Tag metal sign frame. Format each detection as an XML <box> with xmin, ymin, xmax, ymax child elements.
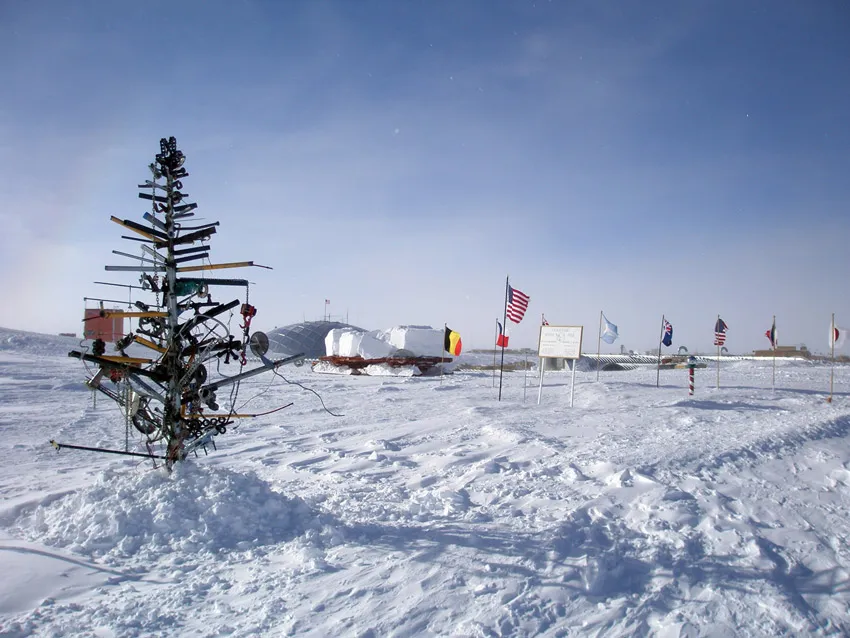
<box><xmin>536</xmin><ymin>324</ymin><xmax>584</xmax><ymax>407</ymax></box>
<box><xmin>538</xmin><ymin>325</ymin><xmax>583</xmax><ymax>360</ymax></box>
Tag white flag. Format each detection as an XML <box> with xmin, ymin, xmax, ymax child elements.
<box><xmin>601</xmin><ymin>313</ymin><xmax>618</xmax><ymax>344</ymax></box>
<box><xmin>830</xmin><ymin>322</ymin><xmax>847</xmax><ymax>350</ymax></box>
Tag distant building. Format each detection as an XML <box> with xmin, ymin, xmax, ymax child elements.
<box><xmin>83</xmin><ymin>309</ymin><xmax>124</xmax><ymax>343</ymax></box>
<box><xmin>752</xmin><ymin>345</ymin><xmax>810</xmax><ymax>358</ymax></box>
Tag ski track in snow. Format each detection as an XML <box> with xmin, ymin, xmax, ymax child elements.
<box><xmin>1</xmin><ymin>328</ymin><xmax>850</xmax><ymax>636</ymax></box>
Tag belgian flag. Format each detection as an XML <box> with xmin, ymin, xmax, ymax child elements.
<box><xmin>444</xmin><ymin>327</ymin><xmax>462</xmax><ymax>356</ymax></box>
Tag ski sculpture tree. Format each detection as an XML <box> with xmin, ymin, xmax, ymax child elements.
<box><xmin>58</xmin><ymin>137</ymin><xmax>303</xmax><ymax>468</ymax></box>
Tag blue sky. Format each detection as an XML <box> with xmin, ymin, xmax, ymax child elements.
<box><xmin>1</xmin><ymin>1</ymin><xmax>848</xmax><ymax>353</ymax></box>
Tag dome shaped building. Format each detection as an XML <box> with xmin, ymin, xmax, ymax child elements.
<box><xmin>266</xmin><ymin>321</ymin><xmax>364</xmax><ymax>359</ymax></box>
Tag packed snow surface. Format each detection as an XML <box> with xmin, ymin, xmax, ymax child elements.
<box><xmin>1</xmin><ymin>326</ymin><xmax>850</xmax><ymax>636</ymax></box>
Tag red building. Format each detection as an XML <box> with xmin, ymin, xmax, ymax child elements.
<box><xmin>83</xmin><ymin>309</ymin><xmax>124</xmax><ymax>343</ymax></box>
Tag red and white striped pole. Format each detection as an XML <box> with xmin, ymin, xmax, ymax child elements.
<box><xmin>688</xmin><ymin>366</ymin><xmax>695</xmax><ymax>396</ymax></box>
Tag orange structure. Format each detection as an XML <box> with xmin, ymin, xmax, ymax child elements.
<box><xmin>83</xmin><ymin>308</ymin><xmax>124</xmax><ymax>343</ymax></box>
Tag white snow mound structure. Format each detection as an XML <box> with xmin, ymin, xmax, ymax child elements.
<box><xmin>267</xmin><ymin>321</ymin><xmax>364</xmax><ymax>359</ymax></box>
<box><xmin>317</xmin><ymin>325</ymin><xmax>455</xmax><ymax>376</ymax></box>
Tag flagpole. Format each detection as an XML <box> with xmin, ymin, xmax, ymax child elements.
<box><xmin>596</xmin><ymin>310</ymin><xmax>603</xmax><ymax>381</ymax></box>
<box><xmin>523</xmin><ymin>352</ymin><xmax>528</xmax><ymax>402</ymax></box>
<box><xmin>492</xmin><ymin>318</ymin><xmax>498</xmax><ymax>388</ymax></box>
<box><xmin>498</xmin><ymin>275</ymin><xmax>509</xmax><ymax>401</ymax></box>
<box><xmin>656</xmin><ymin>314</ymin><xmax>665</xmax><ymax>388</ymax></box>
<box><xmin>771</xmin><ymin>315</ymin><xmax>776</xmax><ymax>393</ymax></box>
<box><xmin>716</xmin><ymin>314</ymin><xmax>721</xmax><ymax>389</ymax></box>
<box><xmin>440</xmin><ymin>323</ymin><xmax>446</xmax><ymax>386</ymax></box>
<box><xmin>829</xmin><ymin>312</ymin><xmax>835</xmax><ymax>403</ymax></box>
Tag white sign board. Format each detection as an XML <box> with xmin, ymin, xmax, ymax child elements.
<box><xmin>538</xmin><ymin>325</ymin><xmax>583</xmax><ymax>360</ymax></box>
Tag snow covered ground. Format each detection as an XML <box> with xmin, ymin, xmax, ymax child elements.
<box><xmin>1</xmin><ymin>326</ymin><xmax>850</xmax><ymax>637</ymax></box>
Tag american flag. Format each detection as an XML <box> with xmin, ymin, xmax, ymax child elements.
<box><xmin>506</xmin><ymin>286</ymin><xmax>530</xmax><ymax>324</ymax></box>
<box><xmin>714</xmin><ymin>317</ymin><xmax>728</xmax><ymax>346</ymax></box>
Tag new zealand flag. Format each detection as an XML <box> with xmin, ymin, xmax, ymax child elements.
<box><xmin>661</xmin><ymin>320</ymin><xmax>673</xmax><ymax>347</ymax></box>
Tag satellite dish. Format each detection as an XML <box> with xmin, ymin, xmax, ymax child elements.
<box><xmin>249</xmin><ymin>331</ymin><xmax>270</xmax><ymax>357</ymax></box>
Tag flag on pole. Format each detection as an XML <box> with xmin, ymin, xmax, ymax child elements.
<box><xmin>444</xmin><ymin>327</ymin><xmax>462</xmax><ymax>356</ymax></box>
<box><xmin>496</xmin><ymin>321</ymin><xmax>509</xmax><ymax>348</ymax></box>
<box><xmin>714</xmin><ymin>317</ymin><xmax>728</xmax><ymax>346</ymax></box>
<box><xmin>765</xmin><ymin>320</ymin><xmax>777</xmax><ymax>349</ymax></box>
<box><xmin>541</xmin><ymin>314</ymin><xmax>549</xmax><ymax>326</ymax></box>
<box><xmin>830</xmin><ymin>323</ymin><xmax>847</xmax><ymax>349</ymax></box>
<box><xmin>601</xmin><ymin>313</ymin><xmax>618</xmax><ymax>344</ymax></box>
<box><xmin>506</xmin><ymin>286</ymin><xmax>530</xmax><ymax>324</ymax></box>
<box><xmin>661</xmin><ymin>320</ymin><xmax>673</xmax><ymax>347</ymax></box>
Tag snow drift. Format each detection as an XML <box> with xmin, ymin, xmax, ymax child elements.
<box><xmin>14</xmin><ymin>464</ymin><xmax>320</xmax><ymax>564</ymax></box>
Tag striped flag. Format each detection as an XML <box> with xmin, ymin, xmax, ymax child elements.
<box><xmin>506</xmin><ymin>286</ymin><xmax>530</xmax><ymax>324</ymax></box>
<box><xmin>714</xmin><ymin>317</ymin><xmax>728</xmax><ymax>346</ymax></box>
<box><xmin>444</xmin><ymin>327</ymin><xmax>462</xmax><ymax>356</ymax></box>
<box><xmin>496</xmin><ymin>320</ymin><xmax>509</xmax><ymax>347</ymax></box>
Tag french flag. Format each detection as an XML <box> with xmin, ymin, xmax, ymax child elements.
<box><xmin>496</xmin><ymin>321</ymin><xmax>509</xmax><ymax>348</ymax></box>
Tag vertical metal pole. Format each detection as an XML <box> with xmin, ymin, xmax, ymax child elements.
<box><xmin>596</xmin><ymin>310</ymin><xmax>602</xmax><ymax>381</ymax></box>
<box><xmin>537</xmin><ymin>358</ymin><xmax>545</xmax><ymax>405</ymax></box>
<box><xmin>829</xmin><ymin>312</ymin><xmax>835</xmax><ymax>403</ymax></box>
<box><xmin>656</xmin><ymin>315</ymin><xmax>665</xmax><ymax>388</ymax></box>
<box><xmin>498</xmin><ymin>276</ymin><xmax>509</xmax><ymax>401</ymax></box>
<box><xmin>570</xmin><ymin>357</ymin><xmax>577</xmax><ymax>407</ymax></box>
<box><xmin>523</xmin><ymin>354</ymin><xmax>528</xmax><ymax>402</ymax></box>
<box><xmin>716</xmin><ymin>314</ymin><xmax>721</xmax><ymax>389</ymax></box>
<box><xmin>440</xmin><ymin>323</ymin><xmax>445</xmax><ymax>386</ymax></box>
<box><xmin>492</xmin><ymin>318</ymin><xmax>498</xmax><ymax>388</ymax></box>
<box><xmin>163</xmin><ymin>157</ymin><xmax>183</xmax><ymax>468</ymax></box>
<box><xmin>124</xmin><ymin>377</ymin><xmax>130</xmax><ymax>451</ymax></box>
<box><xmin>771</xmin><ymin>315</ymin><xmax>776</xmax><ymax>393</ymax></box>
